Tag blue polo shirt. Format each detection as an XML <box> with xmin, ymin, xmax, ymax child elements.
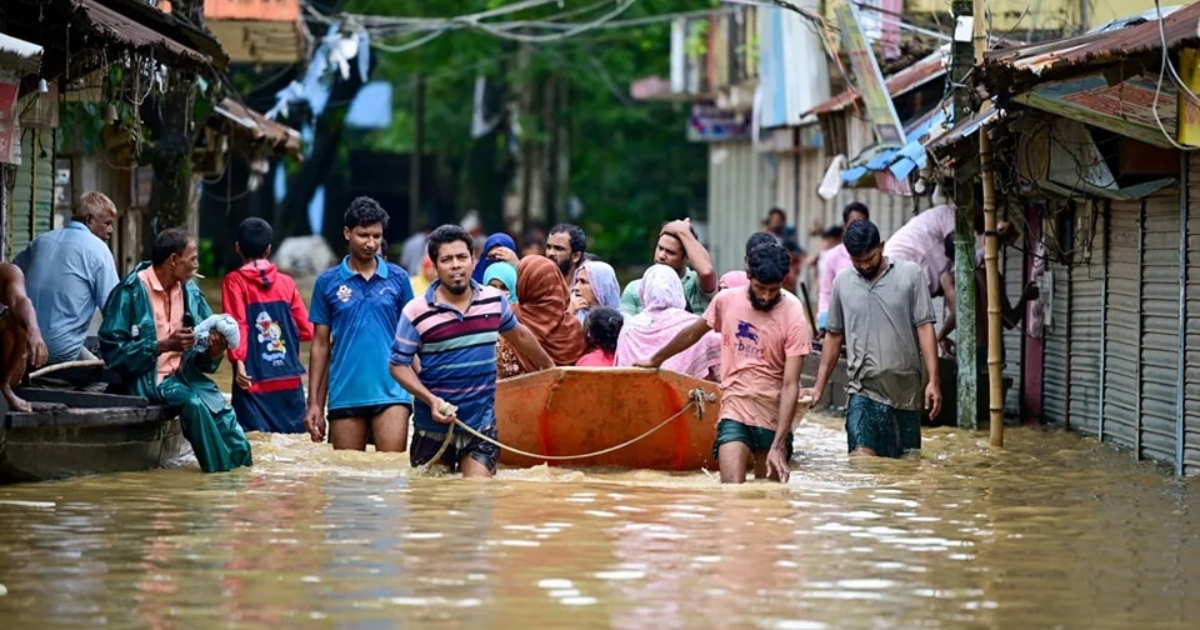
<box><xmin>310</xmin><ymin>256</ymin><xmax>414</xmax><ymax>411</ymax></box>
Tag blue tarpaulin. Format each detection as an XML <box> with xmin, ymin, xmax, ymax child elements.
<box><xmin>841</xmin><ymin>109</ymin><xmax>947</xmax><ymax>183</ymax></box>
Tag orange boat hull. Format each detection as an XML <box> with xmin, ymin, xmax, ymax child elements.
<box><xmin>495</xmin><ymin>368</ymin><xmax>720</xmax><ymax>471</ymax></box>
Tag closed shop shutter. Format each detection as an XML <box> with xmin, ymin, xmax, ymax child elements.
<box><xmin>8</xmin><ymin>128</ymin><xmax>54</xmax><ymax>256</ymax></box>
<box><xmin>1102</xmin><ymin>201</ymin><xmax>1140</xmax><ymax>452</ymax></box>
<box><xmin>1002</xmin><ymin>241</ymin><xmax>1024</xmax><ymax>418</ymax></box>
<box><xmin>1044</xmin><ymin>256</ymin><xmax>1070</xmax><ymax>425</ymax></box>
<box><xmin>1069</xmin><ymin>202</ymin><xmax>1104</xmax><ymax>435</ymax></box>
<box><xmin>1139</xmin><ymin>193</ymin><xmax>1181</xmax><ymax>465</ymax></box>
<box><xmin>1185</xmin><ymin>154</ymin><xmax>1200</xmax><ymax>474</ymax></box>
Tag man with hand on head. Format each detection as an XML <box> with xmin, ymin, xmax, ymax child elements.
<box><xmin>621</xmin><ymin>219</ymin><xmax>717</xmax><ymax>316</ymax></box>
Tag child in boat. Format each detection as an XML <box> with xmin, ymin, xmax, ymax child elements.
<box><xmin>576</xmin><ymin>307</ymin><xmax>623</xmax><ymax>367</ymax></box>
<box><xmin>222</xmin><ymin>218</ymin><xmax>314</xmax><ymax>434</ymax></box>
<box><xmin>635</xmin><ymin>241</ymin><xmax>811</xmax><ymax>484</ymax></box>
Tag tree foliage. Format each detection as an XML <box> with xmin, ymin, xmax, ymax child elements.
<box><xmin>339</xmin><ymin>0</ymin><xmax>708</xmax><ymax>265</ymax></box>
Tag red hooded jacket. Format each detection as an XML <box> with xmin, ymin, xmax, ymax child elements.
<box><xmin>222</xmin><ymin>260</ymin><xmax>314</xmax><ymax>393</ymax></box>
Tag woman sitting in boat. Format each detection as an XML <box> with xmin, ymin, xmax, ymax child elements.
<box><xmin>482</xmin><ymin>261</ymin><xmax>518</xmax><ymax>304</ymax></box>
<box><xmin>576</xmin><ymin>307</ymin><xmax>623</xmax><ymax>367</ymax></box>
<box><xmin>568</xmin><ymin>260</ymin><xmax>621</xmax><ymax>324</ymax></box>
<box><xmin>718</xmin><ymin>270</ymin><xmax>751</xmax><ymax>291</ymax></box>
<box><xmin>613</xmin><ymin>264</ymin><xmax>721</xmax><ymax>381</ymax></box>
<box><xmin>497</xmin><ymin>256</ymin><xmax>586</xmax><ymax>379</ymax></box>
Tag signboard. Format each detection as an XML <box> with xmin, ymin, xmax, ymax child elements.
<box><xmin>834</xmin><ymin>3</ymin><xmax>906</xmax><ymax>147</ymax></box>
<box><xmin>687</xmin><ymin>102</ymin><xmax>751</xmax><ymax>142</ymax></box>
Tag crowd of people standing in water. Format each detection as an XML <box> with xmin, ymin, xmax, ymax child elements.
<box><xmin>2</xmin><ymin>191</ymin><xmax>1015</xmax><ymax>484</ymax></box>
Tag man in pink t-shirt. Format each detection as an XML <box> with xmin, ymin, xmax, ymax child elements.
<box><xmin>818</xmin><ymin>202</ymin><xmax>870</xmax><ymax>331</ymax></box>
<box><xmin>636</xmin><ymin>241</ymin><xmax>811</xmax><ymax>484</ymax></box>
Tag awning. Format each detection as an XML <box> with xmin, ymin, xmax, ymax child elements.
<box><xmin>0</xmin><ymin>33</ymin><xmax>43</xmax><ymax>75</ymax></box>
<box><xmin>212</xmin><ymin>97</ymin><xmax>301</xmax><ymax>156</ymax></box>
<box><xmin>1012</xmin><ymin>73</ymin><xmax>1179</xmax><ymax>149</ymax></box>
<box><xmin>75</xmin><ymin>0</ymin><xmax>228</xmax><ymax>70</ymax></box>
<box><xmin>841</xmin><ymin>108</ymin><xmax>947</xmax><ymax>183</ymax></box>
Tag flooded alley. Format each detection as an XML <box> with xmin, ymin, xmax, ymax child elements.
<box><xmin>2</xmin><ymin>414</ymin><xmax>1197</xmax><ymax>629</ymax></box>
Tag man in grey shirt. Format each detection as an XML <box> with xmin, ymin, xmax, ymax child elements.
<box><xmin>15</xmin><ymin>191</ymin><xmax>120</xmax><ymax>365</ymax></box>
<box><xmin>800</xmin><ymin>220</ymin><xmax>942</xmax><ymax>458</ymax></box>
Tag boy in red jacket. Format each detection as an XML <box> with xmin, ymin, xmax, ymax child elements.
<box><xmin>222</xmin><ymin>218</ymin><xmax>315</xmax><ymax>433</ymax></box>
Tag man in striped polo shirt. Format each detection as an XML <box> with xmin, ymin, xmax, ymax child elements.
<box><xmin>390</xmin><ymin>224</ymin><xmax>553</xmax><ymax>477</ymax></box>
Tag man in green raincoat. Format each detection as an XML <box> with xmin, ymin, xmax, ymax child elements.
<box><xmin>100</xmin><ymin>228</ymin><xmax>252</xmax><ymax>473</ymax></box>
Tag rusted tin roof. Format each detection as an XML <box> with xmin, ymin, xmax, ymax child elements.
<box><xmin>984</xmin><ymin>3</ymin><xmax>1200</xmax><ymax>81</ymax></box>
<box><xmin>807</xmin><ymin>52</ymin><xmax>945</xmax><ymax>116</ymax></box>
<box><xmin>213</xmin><ymin>98</ymin><xmax>302</xmax><ymax>156</ymax></box>
<box><xmin>74</xmin><ymin>0</ymin><xmax>228</xmax><ymax>70</ymax></box>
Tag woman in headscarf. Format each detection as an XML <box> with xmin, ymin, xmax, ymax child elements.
<box><xmin>569</xmin><ymin>260</ymin><xmax>622</xmax><ymax>324</ymax></box>
<box><xmin>471</xmin><ymin>232</ymin><xmax>519</xmax><ymax>284</ymax></box>
<box><xmin>496</xmin><ymin>256</ymin><xmax>586</xmax><ymax>379</ymax></box>
<box><xmin>615</xmin><ymin>264</ymin><xmax>721</xmax><ymax>381</ymax></box>
<box><xmin>482</xmin><ymin>261</ymin><xmax>518</xmax><ymax>304</ymax></box>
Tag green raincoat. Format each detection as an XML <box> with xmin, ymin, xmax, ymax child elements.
<box><xmin>99</xmin><ymin>262</ymin><xmax>252</xmax><ymax>473</ymax></box>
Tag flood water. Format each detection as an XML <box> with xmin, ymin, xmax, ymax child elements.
<box><xmin>1</xmin><ymin>413</ymin><xmax>1198</xmax><ymax>629</ymax></box>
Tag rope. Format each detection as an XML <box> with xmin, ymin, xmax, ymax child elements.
<box><xmin>417</xmin><ymin>388</ymin><xmax>710</xmax><ymax>469</ymax></box>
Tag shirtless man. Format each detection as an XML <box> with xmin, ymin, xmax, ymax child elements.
<box><xmin>0</xmin><ymin>263</ymin><xmax>50</xmax><ymax>412</ymax></box>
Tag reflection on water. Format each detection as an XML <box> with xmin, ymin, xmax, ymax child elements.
<box><xmin>2</xmin><ymin>414</ymin><xmax>1199</xmax><ymax>629</ymax></box>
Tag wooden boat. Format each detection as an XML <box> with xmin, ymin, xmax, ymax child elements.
<box><xmin>0</xmin><ymin>388</ymin><xmax>183</xmax><ymax>483</ymax></box>
<box><xmin>495</xmin><ymin>367</ymin><xmax>720</xmax><ymax>471</ymax></box>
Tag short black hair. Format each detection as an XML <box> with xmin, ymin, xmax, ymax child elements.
<box><xmin>152</xmin><ymin>228</ymin><xmax>193</xmax><ymax>266</ymax></box>
<box><xmin>344</xmin><ymin>196</ymin><xmax>389</xmax><ymax>230</ymax></box>
<box><xmin>661</xmin><ymin>220</ymin><xmax>699</xmax><ymax>240</ymax></box>
<box><xmin>768</xmin><ymin>207</ymin><xmax>787</xmax><ymax>221</ymax></box>
<box><xmin>843</xmin><ymin>201</ymin><xmax>870</xmax><ymax>224</ymax></box>
<box><xmin>745</xmin><ymin>231</ymin><xmax>776</xmax><ymax>257</ymax></box>
<box><xmin>823</xmin><ymin>225</ymin><xmax>844</xmax><ymax>239</ymax></box>
<box><xmin>584</xmin><ymin>307</ymin><xmax>624</xmax><ymax>355</ymax></box>
<box><xmin>236</xmin><ymin>218</ymin><xmax>273</xmax><ymax>259</ymax></box>
<box><xmin>427</xmin><ymin>224</ymin><xmax>474</xmax><ymax>261</ymax></box>
<box><xmin>746</xmin><ymin>243</ymin><xmax>790</xmax><ymax>284</ymax></box>
<box><xmin>843</xmin><ymin>220</ymin><xmax>882</xmax><ymax>257</ymax></box>
<box><xmin>549</xmin><ymin>223</ymin><xmax>587</xmax><ymax>254</ymax></box>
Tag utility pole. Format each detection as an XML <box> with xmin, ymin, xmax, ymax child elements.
<box><xmin>410</xmin><ymin>73</ymin><xmax>424</xmax><ymax>235</ymax></box>
<box><xmin>975</xmin><ymin>0</ymin><xmax>1003</xmax><ymax>446</ymax></box>
<box><xmin>950</xmin><ymin>0</ymin><xmax>977</xmax><ymax>430</ymax></box>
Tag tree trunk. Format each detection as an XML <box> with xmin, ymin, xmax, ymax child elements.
<box><xmin>144</xmin><ymin>0</ymin><xmax>205</xmax><ymax>252</ymax></box>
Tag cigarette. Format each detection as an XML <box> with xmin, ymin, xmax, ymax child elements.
<box><xmin>193</xmin><ymin>273</ymin><xmax>206</xmax><ymax>279</ymax></box>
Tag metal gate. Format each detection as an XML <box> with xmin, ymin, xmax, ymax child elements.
<box><xmin>1101</xmin><ymin>200</ymin><xmax>1140</xmax><ymax>452</ymax></box>
<box><xmin>1044</xmin><ymin>255</ymin><xmax>1070</xmax><ymax>425</ymax></box>
<box><xmin>1139</xmin><ymin>193</ymin><xmax>1182</xmax><ymax>464</ymax></box>
<box><xmin>1068</xmin><ymin>201</ymin><xmax>1104</xmax><ymax>436</ymax></box>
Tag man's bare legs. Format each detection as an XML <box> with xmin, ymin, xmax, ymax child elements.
<box><xmin>0</xmin><ymin>314</ymin><xmax>29</xmax><ymax>412</ymax></box>
<box><xmin>329</xmin><ymin>405</ymin><xmax>411</xmax><ymax>451</ymax></box>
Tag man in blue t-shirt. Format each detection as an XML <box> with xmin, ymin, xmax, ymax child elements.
<box><xmin>305</xmin><ymin>197</ymin><xmax>415</xmax><ymax>451</ymax></box>
<box><xmin>391</xmin><ymin>225</ymin><xmax>552</xmax><ymax>477</ymax></box>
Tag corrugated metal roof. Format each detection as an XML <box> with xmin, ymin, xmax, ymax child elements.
<box><xmin>807</xmin><ymin>52</ymin><xmax>945</xmax><ymax>116</ymax></box>
<box><xmin>0</xmin><ymin>33</ymin><xmax>42</xmax><ymax>59</ymax></box>
<box><xmin>213</xmin><ymin>98</ymin><xmax>302</xmax><ymax>156</ymax></box>
<box><xmin>984</xmin><ymin>3</ymin><xmax>1200</xmax><ymax>80</ymax></box>
<box><xmin>75</xmin><ymin>0</ymin><xmax>211</xmax><ymax>66</ymax></box>
<box><xmin>841</xmin><ymin>107</ymin><xmax>945</xmax><ymax>182</ymax></box>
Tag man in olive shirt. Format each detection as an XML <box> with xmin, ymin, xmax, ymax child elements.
<box><xmin>800</xmin><ymin>220</ymin><xmax>942</xmax><ymax>458</ymax></box>
<box><xmin>621</xmin><ymin>219</ymin><xmax>717</xmax><ymax>315</ymax></box>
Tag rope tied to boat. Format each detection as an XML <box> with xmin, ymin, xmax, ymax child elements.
<box><xmin>418</xmin><ymin>387</ymin><xmax>715</xmax><ymax>470</ymax></box>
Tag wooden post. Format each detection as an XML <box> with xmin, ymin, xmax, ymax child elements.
<box><xmin>951</xmin><ymin>0</ymin><xmax>978</xmax><ymax>430</ymax></box>
<box><xmin>974</xmin><ymin>0</ymin><xmax>1003</xmax><ymax>446</ymax></box>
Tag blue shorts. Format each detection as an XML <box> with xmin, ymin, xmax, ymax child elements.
<box><xmin>844</xmin><ymin>394</ymin><xmax>921</xmax><ymax>458</ymax></box>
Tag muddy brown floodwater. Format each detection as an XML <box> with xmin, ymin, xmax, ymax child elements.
<box><xmin>1</xmin><ymin>413</ymin><xmax>1198</xmax><ymax>629</ymax></box>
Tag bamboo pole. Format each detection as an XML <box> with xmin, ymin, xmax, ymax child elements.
<box><xmin>974</xmin><ymin>0</ymin><xmax>1004</xmax><ymax>447</ymax></box>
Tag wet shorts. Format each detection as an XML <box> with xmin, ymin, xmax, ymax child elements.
<box><xmin>844</xmin><ymin>394</ymin><xmax>921</xmax><ymax>458</ymax></box>
<box><xmin>327</xmin><ymin>402</ymin><xmax>412</xmax><ymax>421</ymax></box>
<box><xmin>410</xmin><ymin>425</ymin><xmax>500</xmax><ymax>473</ymax></box>
<box><xmin>711</xmin><ymin>419</ymin><xmax>794</xmax><ymax>461</ymax></box>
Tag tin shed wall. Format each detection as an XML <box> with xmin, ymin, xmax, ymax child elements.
<box><xmin>1186</xmin><ymin>153</ymin><xmax>1200</xmax><ymax>474</ymax></box>
<box><xmin>1044</xmin><ymin>255</ymin><xmax>1070</xmax><ymax>425</ymax></box>
<box><xmin>708</xmin><ymin>141</ymin><xmax>778</xmax><ymax>276</ymax></box>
